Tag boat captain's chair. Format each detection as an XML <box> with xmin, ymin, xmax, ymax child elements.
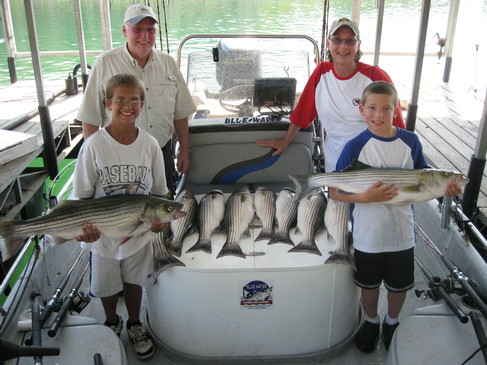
<box><xmin>181</xmin><ymin>118</ymin><xmax>314</xmax><ymax>195</ymax></box>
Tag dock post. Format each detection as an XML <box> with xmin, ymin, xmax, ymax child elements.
<box><xmin>406</xmin><ymin>0</ymin><xmax>431</xmax><ymax>132</ymax></box>
<box><xmin>442</xmin><ymin>0</ymin><xmax>460</xmax><ymax>83</ymax></box>
<box><xmin>462</xmin><ymin>91</ymin><xmax>487</xmax><ymax>218</ymax></box>
<box><xmin>24</xmin><ymin>0</ymin><xmax>58</xmax><ymax>180</ymax></box>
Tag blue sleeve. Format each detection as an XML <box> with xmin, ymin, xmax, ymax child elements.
<box><xmin>335</xmin><ymin>132</ymin><xmax>370</xmax><ymax>172</ymax></box>
<box><xmin>399</xmin><ymin>130</ymin><xmax>429</xmax><ymax>169</ymax></box>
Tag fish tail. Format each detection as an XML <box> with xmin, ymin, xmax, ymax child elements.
<box><xmin>216</xmin><ymin>241</ymin><xmax>246</xmax><ymax>259</ymax></box>
<box><xmin>166</xmin><ymin>239</ymin><xmax>183</xmax><ymax>257</ymax></box>
<box><xmin>288</xmin><ymin>240</ymin><xmax>322</xmax><ymax>256</ymax></box>
<box><xmin>254</xmin><ymin>228</ymin><xmax>274</xmax><ymax>242</ymax></box>
<box><xmin>268</xmin><ymin>232</ymin><xmax>294</xmax><ymax>246</ymax></box>
<box><xmin>289</xmin><ymin>175</ymin><xmax>312</xmax><ymax>202</ymax></box>
<box><xmin>185</xmin><ymin>238</ymin><xmax>212</xmax><ymax>254</ymax></box>
<box><xmin>153</xmin><ymin>251</ymin><xmax>186</xmax><ymax>276</ymax></box>
<box><xmin>0</xmin><ymin>221</ymin><xmax>25</xmax><ymax>262</ymax></box>
<box><xmin>325</xmin><ymin>250</ymin><xmax>356</xmax><ymax>271</ymax></box>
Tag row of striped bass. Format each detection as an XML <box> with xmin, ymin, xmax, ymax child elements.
<box><xmin>0</xmin><ymin>195</ymin><xmax>185</xmax><ymax>262</ymax></box>
<box><xmin>290</xmin><ymin>159</ymin><xmax>469</xmax><ymax>204</ymax></box>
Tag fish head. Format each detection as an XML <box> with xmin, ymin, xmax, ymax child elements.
<box><xmin>421</xmin><ymin>169</ymin><xmax>469</xmax><ymax>194</ymax></box>
<box><xmin>148</xmin><ymin>198</ymin><xmax>186</xmax><ymax>223</ymax></box>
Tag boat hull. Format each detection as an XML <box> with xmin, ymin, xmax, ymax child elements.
<box><xmin>146</xmin><ymin>227</ymin><xmax>361</xmax><ymax>361</ymax></box>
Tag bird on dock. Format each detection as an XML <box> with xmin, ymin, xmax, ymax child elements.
<box><xmin>436</xmin><ymin>32</ymin><xmax>446</xmax><ymax>59</ymax></box>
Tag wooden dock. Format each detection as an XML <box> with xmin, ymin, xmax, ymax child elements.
<box><xmin>374</xmin><ymin>55</ymin><xmax>486</xmax><ymax>225</ymax></box>
<box><xmin>0</xmin><ymin>80</ymin><xmax>83</xmax><ymax>220</ymax></box>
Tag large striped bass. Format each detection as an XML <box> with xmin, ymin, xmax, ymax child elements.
<box><xmin>0</xmin><ymin>194</ymin><xmax>185</xmax><ymax>261</ymax></box>
<box><xmin>290</xmin><ymin>160</ymin><xmax>469</xmax><ymax>204</ymax></box>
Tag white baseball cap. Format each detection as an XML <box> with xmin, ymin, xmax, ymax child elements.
<box><xmin>124</xmin><ymin>4</ymin><xmax>158</xmax><ymax>25</ymax></box>
<box><xmin>329</xmin><ymin>17</ymin><xmax>360</xmax><ymax>38</ymax></box>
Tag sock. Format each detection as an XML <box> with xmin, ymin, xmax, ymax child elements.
<box><xmin>105</xmin><ymin>316</ymin><xmax>120</xmax><ymax>326</ymax></box>
<box><xmin>365</xmin><ymin>315</ymin><xmax>380</xmax><ymax>324</ymax></box>
<box><xmin>385</xmin><ymin>314</ymin><xmax>398</xmax><ymax>325</ymax></box>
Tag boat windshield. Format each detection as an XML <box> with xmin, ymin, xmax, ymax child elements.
<box><xmin>178</xmin><ymin>35</ymin><xmax>319</xmax><ymax>118</ymax></box>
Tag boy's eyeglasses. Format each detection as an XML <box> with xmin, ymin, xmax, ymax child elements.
<box><xmin>110</xmin><ymin>99</ymin><xmax>142</xmax><ymax>106</ymax></box>
<box><xmin>329</xmin><ymin>37</ymin><xmax>359</xmax><ymax>46</ymax></box>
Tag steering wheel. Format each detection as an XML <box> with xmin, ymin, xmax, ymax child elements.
<box><xmin>219</xmin><ymin>84</ymin><xmax>254</xmax><ymax>114</ymax></box>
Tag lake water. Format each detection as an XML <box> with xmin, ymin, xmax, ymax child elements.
<box><xmin>0</xmin><ymin>0</ymin><xmax>486</xmax><ymax>96</ymax></box>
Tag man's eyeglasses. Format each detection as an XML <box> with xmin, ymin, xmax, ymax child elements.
<box><xmin>329</xmin><ymin>37</ymin><xmax>359</xmax><ymax>46</ymax></box>
<box><xmin>110</xmin><ymin>98</ymin><xmax>142</xmax><ymax>106</ymax></box>
<box><xmin>127</xmin><ymin>24</ymin><xmax>157</xmax><ymax>35</ymax></box>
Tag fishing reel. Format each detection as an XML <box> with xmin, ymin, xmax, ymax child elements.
<box><xmin>69</xmin><ymin>290</ymin><xmax>91</xmax><ymax>313</ymax></box>
<box><xmin>415</xmin><ymin>274</ymin><xmax>464</xmax><ymax>302</ymax></box>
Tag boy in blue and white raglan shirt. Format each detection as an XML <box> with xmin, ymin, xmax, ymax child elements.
<box><xmin>329</xmin><ymin>81</ymin><xmax>463</xmax><ymax>353</ymax></box>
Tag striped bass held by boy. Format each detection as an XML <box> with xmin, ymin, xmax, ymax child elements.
<box><xmin>290</xmin><ymin>160</ymin><xmax>469</xmax><ymax>204</ymax></box>
<box><xmin>0</xmin><ymin>194</ymin><xmax>185</xmax><ymax>262</ymax></box>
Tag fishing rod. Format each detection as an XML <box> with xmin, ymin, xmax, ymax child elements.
<box><xmin>414</xmin><ymin>256</ymin><xmax>468</xmax><ymax>324</ymax></box>
<box><xmin>24</xmin><ymin>250</ymin><xmax>85</xmax><ymax>346</ymax></box>
<box><xmin>47</xmin><ymin>263</ymin><xmax>89</xmax><ymax>338</ymax></box>
<box><xmin>0</xmin><ymin>339</ymin><xmax>59</xmax><ymax>362</ymax></box>
<box><xmin>416</xmin><ymin>224</ymin><xmax>487</xmax><ymax>319</ymax></box>
<box><xmin>31</xmin><ymin>301</ymin><xmax>43</xmax><ymax>364</ymax></box>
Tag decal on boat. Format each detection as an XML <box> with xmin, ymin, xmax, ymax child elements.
<box><xmin>210</xmin><ymin>150</ymin><xmax>280</xmax><ymax>184</ymax></box>
<box><xmin>224</xmin><ymin>116</ymin><xmax>275</xmax><ymax>124</ymax></box>
<box><xmin>241</xmin><ymin>280</ymin><xmax>273</xmax><ymax>309</ymax></box>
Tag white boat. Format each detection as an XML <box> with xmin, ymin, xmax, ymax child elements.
<box><xmin>2</xmin><ymin>9</ymin><xmax>487</xmax><ymax>365</ymax></box>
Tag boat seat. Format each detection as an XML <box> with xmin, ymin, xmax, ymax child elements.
<box><xmin>181</xmin><ymin>117</ymin><xmax>314</xmax><ymax>194</ymax></box>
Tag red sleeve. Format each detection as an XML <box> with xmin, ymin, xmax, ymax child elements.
<box><xmin>290</xmin><ymin>62</ymin><xmax>333</xmax><ymax>128</ymax></box>
<box><xmin>363</xmin><ymin>64</ymin><xmax>406</xmax><ymax>129</ymax></box>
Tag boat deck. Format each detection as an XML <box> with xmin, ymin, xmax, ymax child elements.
<box><xmin>0</xmin><ymin>80</ymin><xmax>83</xmax><ymax>221</ymax></box>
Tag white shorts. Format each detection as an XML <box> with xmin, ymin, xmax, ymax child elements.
<box><xmin>89</xmin><ymin>243</ymin><xmax>155</xmax><ymax>298</ymax></box>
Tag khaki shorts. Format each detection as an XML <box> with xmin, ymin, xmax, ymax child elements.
<box><xmin>89</xmin><ymin>243</ymin><xmax>155</xmax><ymax>298</ymax></box>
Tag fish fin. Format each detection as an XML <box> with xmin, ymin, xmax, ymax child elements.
<box><xmin>289</xmin><ymin>175</ymin><xmax>313</xmax><ymax>202</ymax></box>
<box><xmin>0</xmin><ymin>221</ymin><xmax>25</xmax><ymax>262</ymax></box>
<box><xmin>186</xmin><ymin>238</ymin><xmax>212</xmax><ymax>254</ymax></box>
<box><xmin>254</xmin><ymin>228</ymin><xmax>275</xmax><ymax>242</ymax></box>
<box><xmin>341</xmin><ymin>159</ymin><xmax>372</xmax><ymax>172</ymax></box>
<box><xmin>401</xmin><ymin>184</ymin><xmax>423</xmax><ymax>193</ymax></box>
<box><xmin>153</xmin><ymin>251</ymin><xmax>185</xmax><ymax>277</ymax></box>
<box><xmin>288</xmin><ymin>240</ymin><xmax>322</xmax><ymax>256</ymax></box>
<box><xmin>325</xmin><ymin>250</ymin><xmax>356</xmax><ymax>271</ymax></box>
<box><xmin>166</xmin><ymin>239</ymin><xmax>183</xmax><ymax>257</ymax></box>
<box><xmin>268</xmin><ymin>232</ymin><xmax>294</xmax><ymax>246</ymax></box>
<box><xmin>216</xmin><ymin>241</ymin><xmax>246</xmax><ymax>259</ymax></box>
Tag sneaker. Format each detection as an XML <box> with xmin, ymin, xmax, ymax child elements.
<box><xmin>381</xmin><ymin>320</ymin><xmax>400</xmax><ymax>350</ymax></box>
<box><xmin>355</xmin><ymin>320</ymin><xmax>380</xmax><ymax>353</ymax></box>
<box><xmin>104</xmin><ymin>315</ymin><xmax>123</xmax><ymax>337</ymax></box>
<box><xmin>127</xmin><ymin>322</ymin><xmax>154</xmax><ymax>360</ymax></box>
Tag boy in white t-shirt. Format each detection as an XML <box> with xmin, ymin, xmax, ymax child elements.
<box><xmin>73</xmin><ymin>73</ymin><xmax>169</xmax><ymax>360</ymax></box>
<box><xmin>329</xmin><ymin>81</ymin><xmax>463</xmax><ymax>353</ymax></box>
